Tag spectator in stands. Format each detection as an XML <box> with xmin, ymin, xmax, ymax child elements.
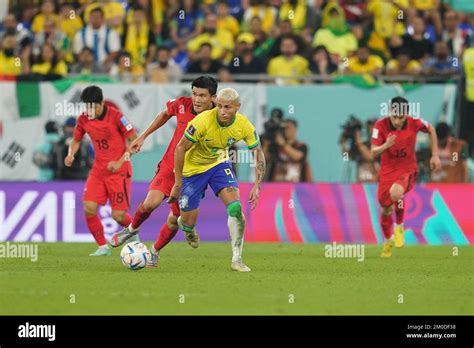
<box><xmin>187</xmin><ymin>42</ymin><xmax>223</xmax><ymax>74</ymax></box>
<box><xmin>70</xmin><ymin>47</ymin><xmax>106</xmax><ymax>75</ymax></box>
<box><xmin>267</xmin><ymin>35</ymin><xmax>310</xmax><ymax>85</ymax></box>
<box><xmin>83</xmin><ymin>1</ymin><xmax>126</xmax><ymax>36</ymax></box>
<box><xmin>312</xmin><ymin>2</ymin><xmax>358</xmax><ymax>63</ymax></box>
<box><xmin>33</xmin><ymin>120</ymin><xmax>60</xmax><ymax>182</ymax></box>
<box><xmin>249</xmin><ymin>16</ymin><xmax>269</xmax><ymax>57</ymax></box>
<box><xmin>345</xmin><ymin>46</ymin><xmax>384</xmax><ymax>75</ymax></box>
<box><xmin>216</xmin><ymin>0</ymin><xmax>240</xmax><ymax>37</ymax></box>
<box><xmin>229</xmin><ymin>33</ymin><xmax>266</xmax><ymax>79</ymax></box>
<box><xmin>172</xmin><ymin>39</ymin><xmax>190</xmax><ymax>72</ymax></box>
<box><xmin>442</xmin><ymin>10</ymin><xmax>471</xmax><ymax>58</ymax></box>
<box><xmin>243</xmin><ymin>0</ymin><xmax>277</xmax><ymax>34</ymax></box>
<box><xmin>430</xmin><ymin>122</ymin><xmax>469</xmax><ymax>183</ymax></box>
<box><xmin>58</xmin><ymin>3</ymin><xmax>84</xmax><ymax>41</ymax></box>
<box><xmin>217</xmin><ymin>66</ymin><xmax>233</xmax><ymax>82</ymax></box>
<box><xmin>122</xmin><ymin>5</ymin><xmax>157</xmax><ymax>69</ymax></box>
<box><xmin>109</xmin><ymin>50</ymin><xmax>145</xmax><ymax>83</ymax></box>
<box><xmin>187</xmin><ymin>13</ymin><xmax>234</xmax><ymax>64</ymax></box>
<box><xmin>269</xmin><ymin>19</ymin><xmax>307</xmax><ymax>58</ymax></box>
<box><xmin>0</xmin><ymin>13</ymin><xmax>31</xmax><ymax>56</ymax></box>
<box><xmin>279</xmin><ymin>0</ymin><xmax>317</xmax><ymax>38</ymax></box>
<box><xmin>31</xmin><ymin>0</ymin><xmax>58</xmax><ymax>33</ymax></box>
<box><xmin>385</xmin><ymin>49</ymin><xmax>422</xmax><ymax>76</ymax></box>
<box><xmin>32</xmin><ymin>19</ymin><xmax>70</xmax><ymax>63</ymax></box>
<box><xmin>0</xmin><ymin>34</ymin><xmax>23</xmax><ymax>78</ymax></box>
<box><xmin>28</xmin><ymin>43</ymin><xmax>68</xmax><ymax>78</ymax></box>
<box><xmin>147</xmin><ymin>46</ymin><xmax>183</xmax><ymax>82</ymax></box>
<box><xmin>263</xmin><ymin>118</ymin><xmax>312</xmax><ymax>182</ymax></box>
<box><xmin>73</xmin><ymin>7</ymin><xmax>121</xmax><ymax>69</ymax></box>
<box><xmin>401</xmin><ymin>16</ymin><xmax>434</xmax><ymax>63</ymax></box>
<box><xmin>169</xmin><ymin>0</ymin><xmax>204</xmax><ymax>45</ymax></box>
<box><xmin>53</xmin><ymin>117</ymin><xmax>92</xmax><ymax>180</ymax></box>
<box><xmin>366</xmin><ymin>0</ymin><xmax>407</xmax><ymax>40</ymax></box>
<box><xmin>309</xmin><ymin>45</ymin><xmax>338</xmax><ymax>77</ymax></box>
<box><xmin>423</xmin><ymin>40</ymin><xmax>460</xmax><ymax>77</ymax></box>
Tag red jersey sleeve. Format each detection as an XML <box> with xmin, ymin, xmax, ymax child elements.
<box><xmin>73</xmin><ymin>116</ymin><xmax>85</xmax><ymax>141</ymax></box>
<box><xmin>412</xmin><ymin>117</ymin><xmax>430</xmax><ymax>133</ymax></box>
<box><xmin>166</xmin><ymin>98</ymin><xmax>180</xmax><ymax>117</ymax></box>
<box><xmin>371</xmin><ymin>120</ymin><xmax>386</xmax><ymax>146</ymax></box>
<box><xmin>115</xmin><ymin>112</ymin><xmax>136</xmax><ymax>138</ymax></box>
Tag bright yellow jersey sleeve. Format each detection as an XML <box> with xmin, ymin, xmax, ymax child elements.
<box><xmin>182</xmin><ymin>108</ymin><xmax>259</xmax><ymax>177</ymax></box>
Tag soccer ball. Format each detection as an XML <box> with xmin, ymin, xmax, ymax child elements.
<box><xmin>120</xmin><ymin>242</ymin><xmax>151</xmax><ymax>271</ymax></box>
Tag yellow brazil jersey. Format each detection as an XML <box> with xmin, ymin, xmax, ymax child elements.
<box><xmin>267</xmin><ymin>55</ymin><xmax>310</xmax><ymax>84</ymax></box>
<box><xmin>412</xmin><ymin>0</ymin><xmax>437</xmax><ymax>11</ymax></box>
<box><xmin>0</xmin><ymin>53</ymin><xmax>21</xmax><ymax>76</ymax></box>
<box><xmin>463</xmin><ymin>48</ymin><xmax>474</xmax><ymax>102</ymax></box>
<box><xmin>183</xmin><ymin>108</ymin><xmax>260</xmax><ymax>177</ymax></box>
<box><xmin>348</xmin><ymin>55</ymin><xmax>384</xmax><ymax>74</ymax></box>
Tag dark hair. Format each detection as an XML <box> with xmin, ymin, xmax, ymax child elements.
<box><xmin>397</xmin><ymin>48</ymin><xmax>411</xmax><ymax>58</ymax></box>
<box><xmin>81</xmin><ymin>46</ymin><xmax>94</xmax><ymax>55</ymax></box>
<box><xmin>280</xmin><ymin>34</ymin><xmax>296</xmax><ymax>44</ymax></box>
<box><xmin>157</xmin><ymin>46</ymin><xmax>171</xmax><ymax>53</ymax></box>
<box><xmin>311</xmin><ymin>45</ymin><xmax>330</xmax><ymax>58</ymax></box>
<box><xmin>90</xmin><ymin>7</ymin><xmax>105</xmax><ymax>17</ymax></box>
<box><xmin>286</xmin><ymin>118</ymin><xmax>298</xmax><ymax>128</ymax></box>
<box><xmin>199</xmin><ymin>42</ymin><xmax>213</xmax><ymax>51</ymax></box>
<box><xmin>81</xmin><ymin>85</ymin><xmax>103</xmax><ymax>104</ymax></box>
<box><xmin>38</xmin><ymin>43</ymin><xmax>59</xmax><ymax>72</ymax></box>
<box><xmin>191</xmin><ymin>76</ymin><xmax>218</xmax><ymax>96</ymax></box>
<box><xmin>435</xmin><ymin>122</ymin><xmax>451</xmax><ymax>140</ymax></box>
<box><xmin>390</xmin><ymin>96</ymin><xmax>409</xmax><ymax>114</ymax></box>
<box><xmin>45</xmin><ymin>120</ymin><xmax>58</xmax><ymax>134</ymax></box>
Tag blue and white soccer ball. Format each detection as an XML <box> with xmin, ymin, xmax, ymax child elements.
<box><xmin>120</xmin><ymin>242</ymin><xmax>151</xmax><ymax>271</ymax></box>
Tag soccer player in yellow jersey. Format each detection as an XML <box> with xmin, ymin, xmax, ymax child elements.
<box><xmin>168</xmin><ymin>88</ymin><xmax>266</xmax><ymax>272</ymax></box>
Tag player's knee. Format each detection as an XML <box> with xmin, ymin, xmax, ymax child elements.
<box><xmin>167</xmin><ymin>215</ymin><xmax>178</xmax><ymax>230</ymax></box>
<box><xmin>389</xmin><ymin>185</ymin><xmax>404</xmax><ymax>202</ymax></box>
<box><xmin>112</xmin><ymin>210</ymin><xmax>126</xmax><ymax>223</ymax></box>
<box><xmin>227</xmin><ymin>201</ymin><xmax>242</xmax><ymax>218</ymax></box>
<box><xmin>83</xmin><ymin>203</ymin><xmax>97</xmax><ymax>217</ymax></box>
<box><xmin>143</xmin><ymin>199</ymin><xmax>159</xmax><ymax>212</ymax></box>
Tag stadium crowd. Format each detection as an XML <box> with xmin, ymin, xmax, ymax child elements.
<box><xmin>0</xmin><ymin>0</ymin><xmax>472</xmax><ymax>83</ymax></box>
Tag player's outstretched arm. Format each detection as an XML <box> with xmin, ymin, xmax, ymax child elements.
<box><xmin>130</xmin><ymin>109</ymin><xmax>171</xmax><ymax>153</ymax></box>
<box><xmin>168</xmin><ymin>136</ymin><xmax>194</xmax><ymax>203</ymax></box>
<box><xmin>249</xmin><ymin>146</ymin><xmax>266</xmax><ymax>210</ymax></box>
<box><xmin>371</xmin><ymin>134</ymin><xmax>396</xmax><ymax>158</ymax></box>
<box><xmin>64</xmin><ymin>138</ymin><xmax>80</xmax><ymax>167</ymax></box>
<box><xmin>107</xmin><ymin>133</ymin><xmax>139</xmax><ymax>173</ymax></box>
<box><xmin>428</xmin><ymin>125</ymin><xmax>442</xmax><ymax>172</ymax></box>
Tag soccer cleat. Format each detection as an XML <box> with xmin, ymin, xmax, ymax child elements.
<box><xmin>394</xmin><ymin>224</ymin><xmax>405</xmax><ymax>248</ymax></box>
<box><xmin>177</xmin><ymin>216</ymin><xmax>200</xmax><ymax>248</ymax></box>
<box><xmin>381</xmin><ymin>239</ymin><xmax>395</xmax><ymax>258</ymax></box>
<box><xmin>231</xmin><ymin>261</ymin><xmax>251</xmax><ymax>272</ymax></box>
<box><xmin>89</xmin><ymin>246</ymin><xmax>112</xmax><ymax>256</ymax></box>
<box><xmin>109</xmin><ymin>226</ymin><xmax>139</xmax><ymax>248</ymax></box>
<box><xmin>146</xmin><ymin>245</ymin><xmax>160</xmax><ymax>268</ymax></box>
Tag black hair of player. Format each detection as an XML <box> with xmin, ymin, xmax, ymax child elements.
<box><xmin>192</xmin><ymin>76</ymin><xmax>218</xmax><ymax>96</ymax></box>
<box><xmin>435</xmin><ymin>122</ymin><xmax>451</xmax><ymax>140</ymax></box>
<box><xmin>81</xmin><ymin>86</ymin><xmax>103</xmax><ymax>104</ymax></box>
<box><xmin>390</xmin><ymin>96</ymin><xmax>409</xmax><ymax>115</ymax></box>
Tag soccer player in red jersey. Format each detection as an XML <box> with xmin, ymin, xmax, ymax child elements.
<box><xmin>371</xmin><ymin>97</ymin><xmax>441</xmax><ymax>257</ymax></box>
<box><xmin>109</xmin><ymin>76</ymin><xmax>218</xmax><ymax>266</ymax></box>
<box><xmin>65</xmin><ymin>86</ymin><xmax>138</xmax><ymax>256</ymax></box>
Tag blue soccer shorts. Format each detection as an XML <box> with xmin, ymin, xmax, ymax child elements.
<box><xmin>179</xmin><ymin>161</ymin><xmax>238</xmax><ymax>212</ymax></box>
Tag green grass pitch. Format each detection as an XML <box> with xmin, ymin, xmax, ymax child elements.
<box><xmin>0</xmin><ymin>242</ymin><xmax>472</xmax><ymax>315</ymax></box>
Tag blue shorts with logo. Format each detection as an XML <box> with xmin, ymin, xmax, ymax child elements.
<box><xmin>179</xmin><ymin>161</ymin><xmax>238</xmax><ymax>212</ymax></box>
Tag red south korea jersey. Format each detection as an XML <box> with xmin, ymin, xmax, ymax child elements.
<box><xmin>371</xmin><ymin>116</ymin><xmax>430</xmax><ymax>181</ymax></box>
<box><xmin>160</xmin><ymin>96</ymin><xmax>197</xmax><ymax>168</ymax></box>
<box><xmin>74</xmin><ymin>106</ymin><xmax>135</xmax><ymax>176</ymax></box>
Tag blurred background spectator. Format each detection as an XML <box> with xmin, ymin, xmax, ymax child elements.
<box><xmin>33</xmin><ymin>120</ymin><xmax>60</xmax><ymax>182</ymax></box>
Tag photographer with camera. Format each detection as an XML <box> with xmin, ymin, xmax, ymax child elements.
<box><xmin>261</xmin><ymin>108</ymin><xmax>312</xmax><ymax>182</ymax></box>
<box><xmin>339</xmin><ymin>115</ymin><xmax>380</xmax><ymax>182</ymax></box>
